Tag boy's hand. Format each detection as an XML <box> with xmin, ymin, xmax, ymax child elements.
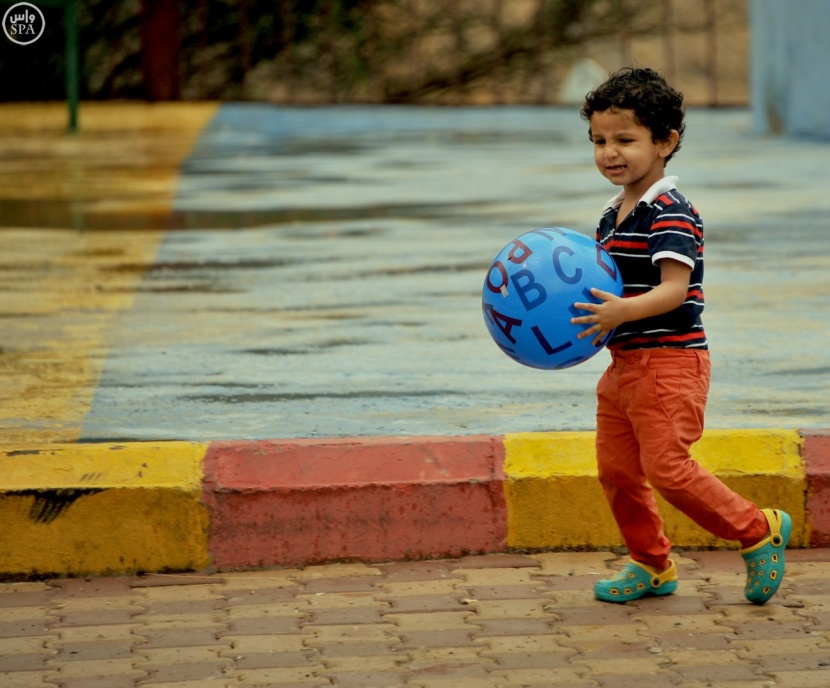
<box><xmin>571</xmin><ymin>288</ymin><xmax>628</xmax><ymax>346</ymax></box>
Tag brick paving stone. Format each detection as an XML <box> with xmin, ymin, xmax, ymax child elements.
<box><xmin>468</xmin><ymin>599</ymin><xmax>550</xmax><ymax>620</ymax></box>
<box><xmin>469</xmin><ymin>618</ymin><xmax>556</xmax><ymax>636</ymax></box>
<box><xmin>465</xmin><ymin>584</ymin><xmax>544</xmax><ymax>600</ymax></box>
<box><xmin>397</xmin><ymin>629</ymin><xmax>480</xmax><ymax>649</ymax></box>
<box><xmin>546</xmin><ymin>603</ymin><xmax>638</xmax><ymax>624</ymax></box>
<box><xmin>51</xmin><ymin>640</ymin><xmax>136</xmax><ymax>662</ymax></box>
<box><xmin>634</xmin><ymin>612</ymin><xmax>730</xmax><ymax>634</ymax></box>
<box><xmin>631</xmin><ymin>594</ymin><xmax>716</xmax><ymax>615</ymax></box>
<box><xmin>455</xmin><ymin>554</ymin><xmax>541</xmax><ymax>569</ymax></box>
<box><xmin>302</xmin><ymin>577</ymin><xmax>380</xmax><ymax>594</ymax></box>
<box><xmin>721</xmin><ymin>619</ymin><xmax>818</xmax><ymax>639</ymax></box>
<box><xmin>730</xmin><ymin>636</ymin><xmax>830</xmax><ymax>657</ymax></box>
<box><xmin>677</xmin><ymin>683</ymin><xmax>775</xmax><ymax>688</ymax></box>
<box><xmin>54</xmin><ymin>676</ymin><xmax>141</xmax><ymax>688</ymax></box>
<box><xmin>47</xmin><ymin>578</ymin><xmax>134</xmax><ymax>598</ymax></box>
<box><xmin>138</xmin><ymin>628</ymin><xmax>227</xmax><ymax>648</ymax></box>
<box><xmin>490</xmin><ymin>666</ymin><xmax>600</xmax><ymax>686</ymax></box>
<box><xmin>1</xmin><ymin>672</ymin><xmax>60</xmax><ymax>688</ymax></box>
<box><xmin>0</xmin><ymin>636</ymin><xmax>54</xmax><ymax>655</ymax></box>
<box><xmin>383</xmin><ymin>611</ymin><xmax>473</xmax><ymax>632</ymax></box>
<box><xmin>375</xmin><ymin>560</ymin><xmax>461</xmax><ymax>582</ymax></box>
<box><xmin>317</xmin><ymin>639</ymin><xmax>401</xmax><ymax>657</ymax></box>
<box><xmin>671</xmin><ymin>662</ymin><xmax>770</xmax><ymax>683</ymax></box>
<box><xmin>0</xmin><ymin>653</ymin><xmax>54</xmax><ymax>672</ymax></box>
<box><xmin>404</xmin><ymin>646</ymin><xmax>484</xmax><ymax>670</ymax></box>
<box><xmin>321</xmin><ymin>669</ymin><xmax>409</xmax><ymax>687</ymax></box>
<box><xmin>0</xmin><ymin>619</ymin><xmax>55</xmax><ymax>638</ymax></box>
<box><xmin>305</xmin><ymin>606</ymin><xmax>389</xmax><ymax>625</ymax></box>
<box><xmin>757</xmin><ymin>654</ymin><xmax>830</xmax><ymax>671</ymax></box>
<box><xmin>53</xmin><ymin>608</ymin><xmax>140</xmax><ymax>628</ymax></box>
<box><xmin>50</xmin><ymin>657</ymin><xmax>144</xmax><ymax>680</ymax></box>
<box><xmin>657</xmin><ymin>631</ymin><xmax>735</xmax><ymax>651</ymax></box>
<box><xmin>380</xmin><ymin>594</ymin><xmax>470</xmax><ymax>613</ymax></box>
<box><xmin>451</xmin><ymin>569</ymin><xmax>538</xmax><ymax>586</ymax></box>
<box><xmin>235</xmin><ymin>666</ymin><xmax>326</xmax><ymax>686</ymax></box>
<box><xmin>533</xmin><ymin>573</ymin><xmax>606</xmax><ymax>592</ymax></box>
<box><xmin>569</xmin><ymin>656</ymin><xmax>673</xmax><ymax>677</ymax></box>
<box><xmin>556</xmin><ymin>622</ymin><xmax>653</xmax><ymax>647</ymax></box>
<box><xmin>576</xmin><ymin>640</ymin><xmax>663</xmax><ymax>660</ymax></box>
<box><xmin>220</xmin><ymin>587</ymin><xmax>300</xmax><ymax>606</ymax></box>
<box><xmin>529</xmin><ymin>551</ymin><xmax>616</xmax><ymax>575</ymax></box>
<box><xmin>298</xmin><ymin>591</ymin><xmax>384</xmax><ymax>609</ymax></box>
<box><xmin>485</xmin><ymin>650</ymin><xmax>574</xmax><ymax>670</ymax></box>
<box><xmin>768</xmin><ymin>669</ymin><xmax>830</xmax><ymax>687</ymax></box>
<box><xmin>0</xmin><ymin>589</ymin><xmax>57</xmax><ymax>608</ymax></box>
<box><xmin>138</xmin><ymin>681</ymin><xmax>235</xmax><ymax>688</ymax></box>
<box><xmin>587</xmin><ymin>675</ymin><xmax>681</xmax><ymax>688</ymax></box>
<box><xmin>232</xmin><ymin>650</ymin><xmax>318</xmax><ymax>670</ymax></box>
<box><xmin>142</xmin><ymin>660</ymin><xmax>231</xmax><ymax>683</ymax></box>
<box><xmin>380</xmin><ymin>579</ymin><xmax>467</xmax><ymax>597</ymax></box>
<box><xmin>295</xmin><ymin>564</ymin><xmax>382</xmax><ymax>581</ymax></box>
<box><xmin>661</xmin><ymin>647</ymin><xmax>749</xmax><ymax>668</ymax></box>
<box><xmin>226</xmin><ymin>616</ymin><xmax>307</xmax><ymax>635</ymax></box>
<box><xmin>54</xmin><ymin>624</ymin><xmax>139</xmax><ymax>643</ymax></box>
<box><xmin>408</xmin><ymin>661</ymin><xmax>492</xmax><ymax>681</ymax></box>
<box><xmin>224</xmin><ymin>600</ymin><xmax>307</xmax><ymax>619</ymax></box>
<box><xmin>321</xmin><ymin>652</ymin><xmax>407</xmax><ymax>672</ymax></box>
<box><xmin>304</xmin><ymin>623</ymin><xmax>398</xmax><ymax>645</ymax></box>
<box><xmin>141</xmin><ymin>599</ymin><xmax>223</xmax><ymax>616</ymax></box>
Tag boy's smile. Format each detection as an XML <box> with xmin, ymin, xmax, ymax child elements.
<box><xmin>588</xmin><ymin>108</ymin><xmax>678</xmax><ymax>199</ymax></box>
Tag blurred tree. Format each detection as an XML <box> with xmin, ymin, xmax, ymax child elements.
<box><xmin>0</xmin><ymin>0</ymin><xmax>746</xmax><ymax>105</ymax></box>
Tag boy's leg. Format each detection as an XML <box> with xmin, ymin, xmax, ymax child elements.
<box><xmin>629</xmin><ymin>350</ymin><xmax>768</xmax><ymax>546</ymax></box>
<box><xmin>596</xmin><ymin>358</ymin><xmax>672</xmax><ymax>571</ymax></box>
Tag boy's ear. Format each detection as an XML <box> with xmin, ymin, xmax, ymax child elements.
<box><xmin>658</xmin><ymin>129</ymin><xmax>680</xmax><ymax>158</ymax></box>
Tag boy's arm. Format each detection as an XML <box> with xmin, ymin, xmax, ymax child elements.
<box><xmin>571</xmin><ymin>258</ymin><xmax>692</xmax><ymax>346</ymax></box>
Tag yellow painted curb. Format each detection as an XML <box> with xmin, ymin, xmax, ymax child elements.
<box><xmin>0</xmin><ymin>443</ymin><xmax>211</xmax><ymax>578</ymax></box>
<box><xmin>504</xmin><ymin>429</ymin><xmax>806</xmax><ymax>551</ymax></box>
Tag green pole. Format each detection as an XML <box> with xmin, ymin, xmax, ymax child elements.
<box><xmin>64</xmin><ymin>0</ymin><xmax>78</xmax><ymax>132</ymax></box>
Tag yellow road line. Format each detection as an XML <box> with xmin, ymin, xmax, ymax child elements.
<box><xmin>0</xmin><ymin>103</ymin><xmax>218</xmax><ymax>444</ymax></box>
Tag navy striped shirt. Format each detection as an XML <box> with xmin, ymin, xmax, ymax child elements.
<box><xmin>595</xmin><ymin>176</ymin><xmax>708</xmax><ymax>351</ymax></box>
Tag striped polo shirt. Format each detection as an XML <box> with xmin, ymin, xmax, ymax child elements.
<box><xmin>595</xmin><ymin>175</ymin><xmax>708</xmax><ymax>351</ymax></box>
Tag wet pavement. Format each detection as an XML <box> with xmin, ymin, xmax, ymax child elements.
<box><xmin>4</xmin><ymin>549</ymin><xmax>830</xmax><ymax>688</ymax></box>
<box><xmin>1</xmin><ymin>104</ymin><xmax>829</xmax><ymax>442</ymax></box>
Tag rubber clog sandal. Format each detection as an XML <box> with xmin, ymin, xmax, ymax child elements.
<box><xmin>741</xmin><ymin>508</ymin><xmax>791</xmax><ymax>605</ymax></box>
<box><xmin>594</xmin><ymin>559</ymin><xmax>678</xmax><ymax>603</ymax></box>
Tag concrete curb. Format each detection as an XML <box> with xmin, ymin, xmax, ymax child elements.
<box><xmin>1</xmin><ymin>429</ymin><xmax>826</xmax><ymax>579</ymax></box>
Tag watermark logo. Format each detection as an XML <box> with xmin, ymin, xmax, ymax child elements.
<box><xmin>3</xmin><ymin>2</ymin><xmax>45</xmax><ymax>45</ymax></box>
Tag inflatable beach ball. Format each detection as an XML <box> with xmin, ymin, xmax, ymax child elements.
<box><xmin>482</xmin><ymin>227</ymin><xmax>623</xmax><ymax>370</ymax></box>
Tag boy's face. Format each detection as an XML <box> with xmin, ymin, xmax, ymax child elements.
<box><xmin>588</xmin><ymin>108</ymin><xmax>679</xmax><ymax>197</ymax></box>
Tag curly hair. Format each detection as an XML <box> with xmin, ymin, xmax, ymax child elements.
<box><xmin>580</xmin><ymin>67</ymin><xmax>685</xmax><ymax>162</ymax></box>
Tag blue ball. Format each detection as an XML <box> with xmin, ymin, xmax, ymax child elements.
<box><xmin>482</xmin><ymin>227</ymin><xmax>624</xmax><ymax>370</ymax></box>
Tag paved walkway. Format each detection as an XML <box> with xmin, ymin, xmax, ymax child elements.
<box><xmin>4</xmin><ymin>549</ymin><xmax>830</xmax><ymax>688</ymax></box>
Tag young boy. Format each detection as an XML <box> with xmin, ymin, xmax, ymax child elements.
<box><xmin>571</xmin><ymin>67</ymin><xmax>790</xmax><ymax>605</ymax></box>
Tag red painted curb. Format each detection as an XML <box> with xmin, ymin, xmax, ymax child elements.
<box><xmin>804</xmin><ymin>430</ymin><xmax>830</xmax><ymax>547</ymax></box>
<box><xmin>202</xmin><ymin>436</ymin><xmax>506</xmax><ymax>569</ymax></box>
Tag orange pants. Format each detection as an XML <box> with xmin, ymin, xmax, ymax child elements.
<box><xmin>596</xmin><ymin>348</ymin><xmax>768</xmax><ymax>571</ymax></box>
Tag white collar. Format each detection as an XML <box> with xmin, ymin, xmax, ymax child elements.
<box><xmin>602</xmin><ymin>175</ymin><xmax>679</xmax><ymax>213</ymax></box>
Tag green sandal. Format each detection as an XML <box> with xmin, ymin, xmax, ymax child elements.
<box><xmin>594</xmin><ymin>559</ymin><xmax>678</xmax><ymax>603</ymax></box>
<box><xmin>741</xmin><ymin>508</ymin><xmax>791</xmax><ymax>605</ymax></box>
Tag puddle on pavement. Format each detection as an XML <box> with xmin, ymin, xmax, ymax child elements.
<box><xmin>184</xmin><ymin>389</ymin><xmax>461</xmax><ymax>403</ymax></box>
